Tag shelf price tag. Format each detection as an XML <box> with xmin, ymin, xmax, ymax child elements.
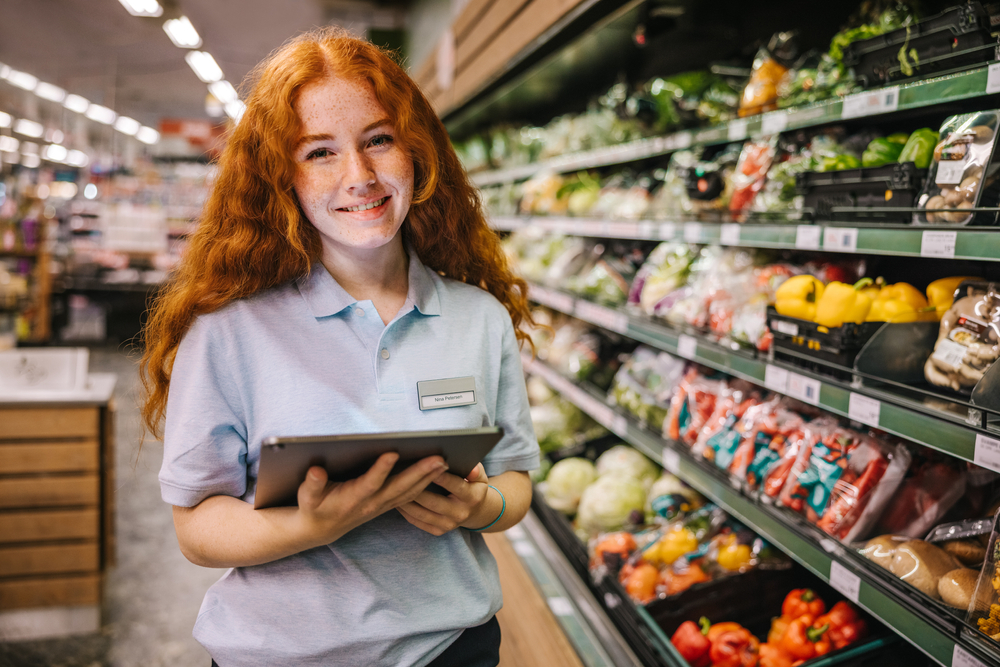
<box><xmin>841</xmin><ymin>86</ymin><xmax>899</xmax><ymax>119</ymax></box>
<box><xmin>684</xmin><ymin>222</ymin><xmax>702</xmax><ymax>243</ymax></box>
<box><xmin>662</xmin><ymin>448</ymin><xmax>681</xmax><ymax>475</ymax></box>
<box><xmin>823</xmin><ymin>227</ymin><xmax>858</xmax><ymax>252</ymax></box>
<box><xmin>574</xmin><ymin>300</ymin><xmax>628</xmax><ymax>334</ymax></box>
<box><xmin>728</xmin><ymin>118</ymin><xmax>749</xmax><ymax>141</ymax></box>
<box><xmin>658</xmin><ymin>222</ymin><xmax>677</xmax><ymax>240</ymax></box>
<box><xmin>720</xmin><ymin>223</ymin><xmax>741</xmax><ymax>246</ymax></box>
<box><xmin>795</xmin><ymin>225</ymin><xmax>822</xmax><ymax>250</ymax></box>
<box><xmin>764</xmin><ymin>364</ymin><xmax>789</xmax><ymax>392</ymax></box>
<box><xmin>761</xmin><ymin>110</ymin><xmax>788</xmax><ymax>135</ymax></box>
<box><xmin>988</xmin><ymin>63</ymin><xmax>1000</xmax><ymax>95</ymax></box>
<box><xmin>953</xmin><ymin>644</ymin><xmax>990</xmax><ymax>667</ymax></box>
<box><xmin>529</xmin><ymin>285</ymin><xmax>575</xmax><ymax>314</ymax></box>
<box><xmin>788</xmin><ymin>372</ymin><xmax>822</xmax><ymax>405</ymax></box>
<box><xmin>829</xmin><ymin>561</ymin><xmax>861</xmax><ymax>603</ymax></box>
<box><xmin>848</xmin><ymin>393</ymin><xmax>881</xmax><ymax>427</ymax></box>
<box><xmin>677</xmin><ymin>334</ymin><xmax>698</xmax><ymax>360</ymax></box>
<box><xmin>921</xmin><ymin>230</ymin><xmax>958</xmax><ymax>258</ymax></box>
<box><xmin>974</xmin><ymin>434</ymin><xmax>1000</xmax><ymax>474</ymax></box>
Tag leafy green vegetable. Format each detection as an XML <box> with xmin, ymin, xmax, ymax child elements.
<box><xmin>897</xmin><ymin>127</ymin><xmax>939</xmax><ymax>169</ymax></box>
<box><xmin>542</xmin><ymin>457</ymin><xmax>598</xmax><ymax>514</ymax></box>
<box><xmin>862</xmin><ymin>136</ymin><xmax>907</xmax><ymax>167</ymax></box>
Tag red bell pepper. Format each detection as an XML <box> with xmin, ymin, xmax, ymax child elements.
<box><xmin>814</xmin><ymin>601</ymin><xmax>867</xmax><ymax>649</ymax></box>
<box><xmin>779</xmin><ymin>616</ymin><xmax>831</xmax><ymax>661</ymax></box>
<box><xmin>781</xmin><ymin>588</ymin><xmax>826</xmax><ymax>620</ymax></box>
<box><xmin>670</xmin><ymin>617</ymin><xmax>711</xmax><ymax>667</ymax></box>
<box><xmin>758</xmin><ymin>643</ymin><xmax>795</xmax><ymax>667</ymax></box>
<box><xmin>709</xmin><ymin>626</ymin><xmax>760</xmax><ymax>667</ymax></box>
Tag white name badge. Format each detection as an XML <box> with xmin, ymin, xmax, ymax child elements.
<box><xmin>417</xmin><ymin>376</ymin><xmax>477</xmax><ymax>410</ymax></box>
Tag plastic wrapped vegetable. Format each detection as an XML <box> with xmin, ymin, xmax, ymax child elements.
<box><xmin>627</xmin><ymin>242</ymin><xmax>695</xmax><ymax>317</ymax></box>
<box><xmin>924</xmin><ymin>282</ymin><xmax>1000</xmax><ymax>392</ymax></box>
<box><xmin>897</xmin><ymin>127</ymin><xmax>938</xmax><ymax>169</ymax></box>
<box><xmin>729</xmin><ymin>137</ymin><xmax>779</xmax><ymax>221</ymax></box>
<box><xmin>646</xmin><ymin>472</ymin><xmax>704</xmax><ymax>521</ymax></box>
<box><xmin>576</xmin><ymin>473</ymin><xmax>648</xmax><ymax>533</ymax></box>
<box><xmin>915</xmin><ymin>112</ymin><xmax>997</xmax><ymax>224</ymax></box>
<box><xmin>861</xmin><ymin>134</ymin><xmax>908</xmax><ymax>167</ymax></box>
<box><xmin>541</xmin><ymin>457</ymin><xmax>598</xmax><ymax>514</ymax></box>
<box><xmin>608</xmin><ymin>346</ymin><xmax>686</xmax><ymax>432</ymax></box>
<box><xmin>739</xmin><ymin>32</ymin><xmax>797</xmax><ymax>117</ymax></box>
<box><xmin>595</xmin><ymin>444</ymin><xmax>659</xmax><ymax>488</ymax></box>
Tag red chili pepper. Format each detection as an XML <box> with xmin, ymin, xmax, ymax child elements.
<box><xmin>671</xmin><ymin>617</ymin><xmax>712</xmax><ymax>667</ymax></box>
<box><xmin>781</xmin><ymin>589</ymin><xmax>827</xmax><ymax>620</ymax></box>
<box><xmin>709</xmin><ymin>627</ymin><xmax>760</xmax><ymax>667</ymax></box>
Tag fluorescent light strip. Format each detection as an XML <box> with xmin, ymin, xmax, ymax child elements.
<box><xmin>42</xmin><ymin>144</ymin><xmax>68</xmax><ymax>163</ymax></box>
<box><xmin>118</xmin><ymin>0</ymin><xmax>162</xmax><ymax>17</ymax></box>
<box><xmin>21</xmin><ymin>154</ymin><xmax>40</xmax><ymax>169</ymax></box>
<box><xmin>64</xmin><ymin>94</ymin><xmax>90</xmax><ymax>113</ymax></box>
<box><xmin>6</xmin><ymin>69</ymin><xmax>38</xmax><ymax>91</ymax></box>
<box><xmin>185</xmin><ymin>51</ymin><xmax>223</xmax><ymax>83</ymax></box>
<box><xmin>19</xmin><ymin>141</ymin><xmax>38</xmax><ymax>155</ymax></box>
<box><xmin>35</xmin><ymin>82</ymin><xmax>66</xmax><ymax>103</ymax></box>
<box><xmin>13</xmin><ymin>118</ymin><xmax>43</xmax><ymax>138</ymax></box>
<box><xmin>136</xmin><ymin>126</ymin><xmax>160</xmax><ymax>145</ymax></box>
<box><xmin>114</xmin><ymin>116</ymin><xmax>141</xmax><ymax>135</ymax></box>
<box><xmin>225</xmin><ymin>100</ymin><xmax>246</xmax><ymax>123</ymax></box>
<box><xmin>0</xmin><ymin>136</ymin><xmax>18</xmax><ymax>153</ymax></box>
<box><xmin>66</xmin><ymin>150</ymin><xmax>89</xmax><ymax>167</ymax></box>
<box><xmin>0</xmin><ymin>112</ymin><xmax>10</xmax><ymax>128</ymax></box>
<box><xmin>208</xmin><ymin>80</ymin><xmax>238</xmax><ymax>104</ymax></box>
<box><xmin>85</xmin><ymin>104</ymin><xmax>117</xmax><ymax>125</ymax></box>
<box><xmin>163</xmin><ymin>16</ymin><xmax>202</xmax><ymax>48</ymax></box>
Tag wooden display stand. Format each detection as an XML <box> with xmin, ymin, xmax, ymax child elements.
<box><xmin>0</xmin><ymin>374</ymin><xmax>116</xmax><ymax>640</ymax></box>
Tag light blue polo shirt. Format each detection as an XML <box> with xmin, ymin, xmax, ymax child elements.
<box><xmin>159</xmin><ymin>246</ymin><xmax>539</xmax><ymax>666</ymax></box>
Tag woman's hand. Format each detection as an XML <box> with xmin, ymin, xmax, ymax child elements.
<box><xmin>396</xmin><ymin>463</ymin><xmax>495</xmax><ymax>536</ymax></box>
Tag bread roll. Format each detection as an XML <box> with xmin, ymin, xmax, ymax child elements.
<box><xmin>940</xmin><ymin>539</ymin><xmax>986</xmax><ymax>566</ymax></box>
<box><xmin>938</xmin><ymin>568</ymin><xmax>978</xmax><ymax>610</ymax></box>
<box><xmin>861</xmin><ymin>534</ymin><xmax>907</xmax><ymax>570</ymax></box>
<box><xmin>889</xmin><ymin>540</ymin><xmax>962</xmax><ymax>599</ymax></box>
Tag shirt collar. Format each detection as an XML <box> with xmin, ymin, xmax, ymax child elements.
<box><xmin>296</xmin><ymin>245</ymin><xmax>441</xmax><ymax>319</ymax></box>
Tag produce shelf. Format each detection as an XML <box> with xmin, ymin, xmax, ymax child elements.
<box><xmin>471</xmin><ymin>64</ymin><xmax>1000</xmax><ymax>187</ymax></box>
<box><xmin>492</xmin><ymin>216</ymin><xmax>1000</xmax><ymax>262</ymax></box>
<box><xmin>524</xmin><ymin>283</ymin><xmax>1000</xmax><ymax>469</ymax></box>
<box><xmin>521</xmin><ymin>356</ymin><xmax>1000</xmax><ymax>667</ymax></box>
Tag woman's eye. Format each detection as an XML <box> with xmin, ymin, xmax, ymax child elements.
<box><xmin>369</xmin><ymin>134</ymin><xmax>393</xmax><ymax>148</ymax></box>
<box><xmin>305</xmin><ymin>148</ymin><xmax>332</xmax><ymax>160</ymax></box>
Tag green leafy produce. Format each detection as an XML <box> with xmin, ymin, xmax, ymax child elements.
<box><xmin>828</xmin><ymin>5</ymin><xmax>914</xmax><ymax>64</ymax></box>
<box><xmin>821</xmin><ymin>154</ymin><xmax>862</xmax><ymax>171</ymax></box>
<box><xmin>897</xmin><ymin>127</ymin><xmax>939</xmax><ymax>168</ymax></box>
<box><xmin>595</xmin><ymin>445</ymin><xmax>659</xmax><ymax>488</ymax></box>
<box><xmin>542</xmin><ymin>457</ymin><xmax>598</xmax><ymax>514</ymax></box>
<box><xmin>576</xmin><ymin>474</ymin><xmax>648</xmax><ymax>533</ymax></box>
<box><xmin>862</xmin><ymin>136</ymin><xmax>907</xmax><ymax>167</ymax></box>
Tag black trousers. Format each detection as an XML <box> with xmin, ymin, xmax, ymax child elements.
<box><xmin>209</xmin><ymin>615</ymin><xmax>501</xmax><ymax>667</ymax></box>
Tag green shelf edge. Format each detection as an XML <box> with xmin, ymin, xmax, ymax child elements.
<box><xmin>473</xmin><ymin>65</ymin><xmax>999</xmax><ymax>186</ymax></box>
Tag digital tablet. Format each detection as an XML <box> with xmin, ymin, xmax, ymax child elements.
<box><xmin>253</xmin><ymin>426</ymin><xmax>504</xmax><ymax>509</ymax></box>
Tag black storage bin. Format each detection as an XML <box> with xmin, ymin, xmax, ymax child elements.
<box><xmin>796</xmin><ymin>162</ymin><xmax>925</xmax><ymax>222</ymax></box>
<box><xmin>767</xmin><ymin>307</ymin><xmax>883</xmax><ymax>377</ymax></box>
<box><xmin>843</xmin><ymin>1</ymin><xmax>998</xmax><ymax>88</ymax></box>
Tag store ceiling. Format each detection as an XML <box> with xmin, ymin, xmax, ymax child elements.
<box><xmin>0</xmin><ymin>0</ymin><xmax>414</xmax><ymax>130</ymax></box>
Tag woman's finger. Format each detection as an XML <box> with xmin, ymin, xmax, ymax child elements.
<box><xmin>350</xmin><ymin>452</ymin><xmax>400</xmax><ymax>495</ymax></box>
<box><xmin>465</xmin><ymin>463</ymin><xmax>487</xmax><ymax>484</ymax></box>
<box><xmin>398</xmin><ymin>504</ymin><xmax>449</xmax><ymax>536</ymax></box>
<box><xmin>297</xmin><ymin>466</ymin><xmax>329</xmax><ymax>510</ymax></box>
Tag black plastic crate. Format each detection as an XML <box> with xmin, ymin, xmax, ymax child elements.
<box><xmin>796</xmin><ymin>162</ymin><xmax>925</xmax><ymax>222</ymax></box>
<box><xmin>767</xmin><ymin>307</ymin><xmax>883</xmax><ymax>376</ymax></box>
<box><xmin>843</xmin><ymin>1</ymin><xmax>998</xmax><ymax>88</ymax></box>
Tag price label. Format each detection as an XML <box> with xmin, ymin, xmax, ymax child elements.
<box><xmin>772</xmin><ymin>320</ymin><xmax>799</xmax><ymax>337</ymax></box>
<box><xmin>637</xmin><ymin>221</ymin><xmax>656</xmax><ymax>239</ymax></box>
<box><xmin>848</xmin><ymin>393</ymin><xmax>881</xmax><ymax>427</ymax></box>
<box><xmin>677</xmin><ymin>334</ymin><xmax>698</xmax><ymax>360</ymax></box>
<box><xmin>987</xmin><ymin>62</ymin><xmax>1000</xmax><ymax>95</ymax></box>
<box><xmin>617</xmin><ymin>222</ymin><xmax>640</xmax><ymax>238</ymax></box>
<box><xmin>662</xmin><ymin>448</ymin><xmax>680</xmax><ymax>474</ymax></box>
<box><xmin>720</xmin><ymin>223</ymin><xmax>741</xmax><ymax>246</ymax></box>
<box><xmin>829</xmin><ymin>561</ymin><xmax>861</xmax><ymax>603</ymax></box>
<box><xmin>728</xmin><ymin>118</ymin><xmax>749</xmax><ymax>141</ymax></box>
<box><xmin>823</xmin><ymin>227</ymin><xmax>858</xmax><ymax>252</ymax></box>
<box><xmin>788</xmin><ymin>373</ymin><xmax>822</xmax><ymax>405</ymax></box>
<box><xmin>684</xmin><ymin>222</ymin><xmax>702</xmax><ymax>243</ymax></box>
<box><xmin>921</xmin><ymin>230</ymin><xmax>958</xmax><ymax>258</ymax></box>
<box><xmin>841</xmin><ymin>86</ymin><xmax>900</xmax><ymax>119</ymax></box>
<box><xmin>935</xmin><ymin>159</ymin><xmax>968</xmax><ymax>186</ymax></box>
<box><xmin>577</xmin><ymin>220</ymin><xmax>602</xmax><ymax>236</ymax></box>
<box><xmin>547</xmin><ymin>597</ymin><xmax>574</xmax><ymax>617</ymax></box>
<box><xmin>953</xmin><ymin>644</ymin><xmax>990</xmax><ymax>667</ymax></box>
<box><xmin>764</xmin><ymin>364</ymin><xmax>789</xmax><ymax>392</ymax></box>
<box><xmin>529</xmin><ymin>285</ymin><xmax>575</xmax><ymax>313</ymax></box>
<box><xmin>974</xmin><ymin>434</ymin><xmax>1000</xmax><ymax>474</ymax></box>
<box><xmin>761</xmin><ymin>110</ymin><xmax>788</xmax><ymax>135</ymax></box>
<box><xmin>658</xmin><ymin>222</ymin><xmax>677</xmax><ymax>240</ymax></box>
<box><xmin>574</xmin><ymin>300</ymin><xmax>628</xmax><ymax>334</ymax></box>
<box><xmin>795</xmin><ymin>225</ymin><xmax>822</xmax><ymax>250</ymax></box>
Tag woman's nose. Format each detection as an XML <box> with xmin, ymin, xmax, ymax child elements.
<box><xmin>344</xmin><ymin>148</ymin><xmax>376</xmax><ymax>190</ymax></box>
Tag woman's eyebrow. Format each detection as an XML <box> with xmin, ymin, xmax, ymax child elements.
<box><xmin>295</xmin><ymin>119</ymin><xmax>392</xmax><ymax>149</ymax></box>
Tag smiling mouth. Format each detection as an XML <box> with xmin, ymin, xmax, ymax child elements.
<box><xmin>340</xmin><ymin>196</ymin><xmax>389</xmax><ymax>212</ymax></box>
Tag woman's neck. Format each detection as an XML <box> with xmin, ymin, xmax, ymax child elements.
<box><xmin>320</xmin><ymin>238</ymin><xmax>410</xmax><ymax>325</ymax></box>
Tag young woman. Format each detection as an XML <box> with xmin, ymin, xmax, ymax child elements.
<box><xmin>140</xmin><ymin>27</ymin><xmax>539</xmax><ymax>667</ymax></box>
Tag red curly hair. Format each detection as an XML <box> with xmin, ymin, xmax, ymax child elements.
<box><xmin>140</xmin><ymin>27</ymin><xmax>532</xmax><ymax>438</ymax></box>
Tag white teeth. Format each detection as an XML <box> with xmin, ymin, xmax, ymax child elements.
<box><xmin>343</xmin><ymin>197</ymin><xmax>387</xmax><ymax>212</ymax></box>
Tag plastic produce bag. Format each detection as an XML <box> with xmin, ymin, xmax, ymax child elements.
<box><xmin>627</xmin><ymin>242</ymin><xmax>696</xmax><ymax>317</ymax></box>
<box><xmin>728</xmin><ymin>397</ymin><xmax>806</xmax><ymax>493</ymax></box>
<box><xmin>729</xmin><ymin>136</ymin><xmax>779</xmax><ymax>221</ymax></box>
<box><xmin>924</xmin><ymin>281</ymin><xmax>1000</xmax><ymax>393</ymax></box>
<box><xmin>739</xmin><ymin>32</ymin><xmax>797</xmax><ymax>117</ymax></box>
<box><xmin>874</xmin><ymin>451</ymin><xmax>968</xmax><ymax>538</ymax></box>
<box><xmin>608</xmin><ymin>346</ymin><xmax>686</xmax><ymax>432</ymax></box>
<box><xmin>666</xmin><ymin>370</ymin><xmax>728</xmax><ymax>446</ymax></box>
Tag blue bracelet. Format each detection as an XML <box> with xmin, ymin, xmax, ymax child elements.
<box><xmin>467</xmin><ymin>484</ymin><xmax>505</xmax><ymax>532</ymax></box>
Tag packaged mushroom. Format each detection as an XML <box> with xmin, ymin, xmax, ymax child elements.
<box><xmin>915</xmin><ymin>111</ymin><xmax>1000</xmax><ymax>225</ymax></box>
<box><xmin>924</xmin><ymin>282</ymin><xmax>1000</xmax><ymax>393</ymax></box>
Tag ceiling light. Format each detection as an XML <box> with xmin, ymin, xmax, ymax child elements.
<box><xmin>42</xmin><ymin>144</ymin><xmax>68</xmax><ymax>163</ymax></box>
<box><xmin>163</xmin><ymin>16</ymin><xmax>202</xmax><ymax>48</ymax></box>
<box><xmin>85</xmin><ymin>104</ymin><xmax>117</xmax><ymax>125</ymax></box>
<box><xmin>0</xmin><ymin>112</ymin><xmax>10</xmax><ymax>128</ymax></box>
<box><xmin>64</xmin><ymin>94</ymin><xmax>90</xmax><ymax>113</ymax></box>
<box><xmin>225</xmin><ymin>100</ymin><xmax>246</xmax><ymax>123</ymax></box>
<box><xmin>0</xmin><ymin>136</ymin><xmax>18</xmax><ymax>153</ymax></box>
<box><xmin>35</xmin><ymin>82</ymin><xmax>66</xmax><ymax>103</ymax></box>
<box><xmin>45</xmin><ymin>129</ymin><xmax>64</xmax><ymax>144</ymax></box>
<box><xmin>66</xmin><ymin>150</ymin><xmax>90</xmax><ymax>168</ymax></box>
<box><xmin>185</xmin><ymin>51</ymin><xmax>222</xmax><ymax>83</ymax></box>
<box><xmin>208</xmin><ymin>80</ymin><xmax>238</xmax><ymax>104</ymax></box>
<box><xmin>0</xmin><ymin>63</ymin><xmax>9</xmax><ymax>79</ymax></box>
<box><xmin>136</xmin><ymin>126</ymin><xmax>160</xmax><ymax>145</ymax></box>
<box><xmin>84</xmin><ymin>183</ymin><xmax>98</xmax><ymax>199</ymax></box>
<box><xmin>13</xmin><ymin>119</ymin><xmax>43</xmax><ymax>138</ymax></box>
<box><xmin>114</xmin><ymin>116</ymin><xmax>140</xmax><ymax>135</ymax></box>
<box><xmin>118</xmin><ymin>0</ymin><xmax>162</xmax><ymax>17</ymax></box>
<box><xmin>21</xmin><ymin>154</ymin><xmax>40</xmax><ymax>169</ymax></box>
<box><xmin>6</xmin><ymin>70</ymin><xmax>38</xmax><ymax>91</ymax></box>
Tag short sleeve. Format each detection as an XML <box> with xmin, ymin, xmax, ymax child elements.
<box><xmin>159</xmin><ymin>315</ymin><xmax>250</xmax><ymax>507</ymax></box>
<box><xmin>482</xmin><ymin>317</ymin><xmax>540</xmax><ymax>477</ymax></box>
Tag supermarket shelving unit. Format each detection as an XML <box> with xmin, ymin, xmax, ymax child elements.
<box><xmin>423</xmin><ymin>1</ymin><xmax>1000</xmax><ymax>666</ymax></box>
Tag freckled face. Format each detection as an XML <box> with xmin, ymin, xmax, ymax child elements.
<box><xmin>292</xmin><ymin>76</ymin><xmax>414</xmax><ymax>256</ymax></box>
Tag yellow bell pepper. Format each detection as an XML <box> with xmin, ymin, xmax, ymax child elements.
<box><xmin>648</xmin><ymin>528</ymin><xmax>699</xmax><ymax>566</ymax></box>
<box><xmin>715</xmin><ymin>534</ymin><xmax>754</xmax><ymax>572</ymax></box>
<box><xmin>815</xmin><ymin>278</ymin><xmax>874</xmax><ymax>327</ymax></box>
<box><xmin>866</xmin><ymin>282</ymin><xmax>929</xmax><ymax>322</ymax></box>
<box><xmin>775</xmin><ymin>275</ymin><xmax>825</xmax><ymax>321</ymax></box>
<box><xmin>926</xmin><ymin>276</ymin><xmax>981</xmax><ymax>318</ymax></box>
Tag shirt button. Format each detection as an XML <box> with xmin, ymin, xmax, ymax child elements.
<box><xmin>380</xmin><ymin>348</ymin><xmax>390</xmax><ymax>360</ymax></box>
<box><xmin>355</xmin><ymin>308</ymin><xmax>365</xmax><ymax>317</ymax></box>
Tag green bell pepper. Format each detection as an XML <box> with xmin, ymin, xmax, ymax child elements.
<box><xmin>862</xmin><ymin>137</ymin><xmax>906</xmax><ymax>167</ymax></box>
<box><xmin>897</xmin><ymin>128</ymin><xmax>939</xmax><ymax>169</ymax></box>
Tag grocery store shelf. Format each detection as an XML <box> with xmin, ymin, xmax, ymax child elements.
<box><xmin>524</xmin><ymin>283</ymin><xmax>1000</xmax><ymax>469</ymax></box>
<box><xmin>505</xmin><ymin>515</ymin><xmax>644</xmax><ymax>667</ymax></box>
<box><xmin>492</xmin><ymin>216</ymin><xmax>1000</xmax><ymax>262</ymax></box>
<box><xmin>471</xmin><ymin>64</ymin><xmax>1000</xmax><ymax>186</ymax></box>
<box><xmin>521</xmin><ymin>356</ymin><xmax>998</xmax><ymax>667</ymax></box>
